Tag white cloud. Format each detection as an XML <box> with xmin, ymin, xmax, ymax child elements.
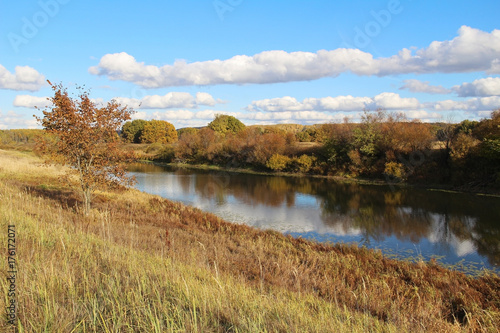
<box><xmin>0</xmin><ymin>65</ymin><xmax>46</xmax><ymax>91</ymax></box>
<box><xmin>114</xmin><ymin>92</ymin><xmax>196</xmax><ymax>109</ymax></box>
<box><xmin>376</xmin><ymin>26</ymin><xmax>500</xmax><ymax>75</ymax></box>
<box><xmin>13</xmin><ymin>95</ymin><xmax>52</xmax><ymax>108</ymax></box>
<box><xmin>452</xmin><ymin>77</ymin><xmax>500</xmax><ymax>97</ymax></box>
<box><xmin>426</xmin><ymin>96</ymin><xmax>500</xmax><ymax>111</ymax></box>
<box><xmin>89</xmin><ymin>26</ymin><xmax>500</xmax><ymax>87</ymax></box>
<box><xmin>195</xmin><ymin>92</ymin><xmax>220</xmax><ymax>106</ymax></box>
<box><xmin>372</xmin><ymin>92</ymin><xmax>420</xmax><ymax>110</ymax></box>
<box><xmin>247</xmin><ymin>96</ymin><xmax>304</xmax><ymax>112</ymax></box>
<box><xmin>150</xmin><ymin>109</ymin><xmax>242</xmax><ymax>124</ymax></box>
<box><xmin>248</xmin><ymin>93</ymin><xmax>420</xmax><ymax>112</ymax></box>
<box><xmin>152</xmin><ymin>110</ymin><xmax>194</xmax><ymax>121</ymax></box>
<box><xmin>404</xmin><ymin>110</ymin><xmax>442</xmax><ymax>122</ymax></box>
<box><xmin>249</xmin><ymin>111</ymin><xmax>343</xmax><ymax>121</ymax></box>
<box><xmin>245</xmin><ymin>92</ymin><xmax>499</xmax><ymax>124</ymax></box>
<box><xmin>0</xmin><ymin>109</ymin><xmax>39</xmax><ymax>129</ymax></box>
<box><xmin>238</xmin><ymin>111</ymin><xmax>351</xmax><ymax>125</ymax></box>
<box><xmin>399</xmin><ymin>79</ymin><xmax>451</xmax><ymax>94</ymax></box>
<box><xmin>131</xmin><ymin>111</ymin><xmax>147</xmax><ymax>120</ymax></box>
<box><xmin>14</xmin><ymin>92</ymin><xmax>222</xmax><ymax>110</ymax></box>
<box><xmin>316</xmin><ymin>95</ymin><xmax>373</xmax><ymax>111</ymax></box>
<box><xmin>88</xmin><ymin>49</ymin><xmax>377</xmax><ymax>87</ymax></box>
<box><xmin>478</xmin><ymin>110</ymin><xmax>494</xmax><ymax>118</ymax></box>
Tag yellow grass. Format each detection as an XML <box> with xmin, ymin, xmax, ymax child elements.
<box><xmin>1</xmin><ymin>149</ymin><xmax>499</xmax><ymax>332</ymax></box>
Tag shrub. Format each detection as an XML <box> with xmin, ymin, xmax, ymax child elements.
<box><xmin>177</xmin><ymin>127</ymin><xmax>198</xmax><ymax>138</ymax></box>
<box><xmin>292</xmin><ymin>154</ymin><xmax>316</xmax><ymax>173</ymax></box>
<box><xmin>155</xmin><ymin>146</ymin><xmax>176</xmax><ymax>162</ymax></box>
<box><xmin>121</xmin><ymin>119</ymin><xmax>147</xmax><ymax>143</ymax></box>
<box><xmin>145</xmin><ymin>142</ymin><xmax>165</xmax><ymax>155</ymax></box>
<box><xmin>266</xmin><ymin>154</ymin><xmax>291</xmax><ymax>171</ymax></box>
<box><xmin>140</xmin><ymin>120</ymin><xmax>177</xmax><ymax>144</ymax></box>
<box><xmin>384</xmin><ymin>161</ymin><xmax>407</xmax><ymax>181</ymax></box>
<box><xmin>208</xmin><ymin>114</ymin><xmax>246</xmax><ymax>135</ymax></box>
<box><xmin>296</xmin><ymin>131</ymin><xmax>311</xmax><ymax>142</ymax></box>
<box><xmin>252</xmin><ymin>133</ymin><xmax>286</xmax><ymax>166</ymax></box>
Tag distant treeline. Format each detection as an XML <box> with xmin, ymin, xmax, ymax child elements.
<box><xmin>121</xmin><ymin>111</ymin><xmax>500</xmax><ymax>191</ymax></box>
<box><xmin>0</xmin><ymin>129</ymin><xmax>44</xmax><ymax>146</ymax></box>
<box><xmin>3</xmin><ymin>110</ymin><xmax>499</xmax><ymax>191</ymax></box>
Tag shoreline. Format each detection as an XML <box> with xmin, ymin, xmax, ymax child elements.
<box><xmin>140</xmin><ymin>159</ymin><xmax>500</xmax><ymax>198</ymax></box>
<box><xmin>132</xmin><ymin>159</ymin><xmax>499</xmax><ymax>275</ymax></box>
<box><xmin>2</xmin><ymin>148</ymin><xmax>500</xmax><ymax>331</ymax></box>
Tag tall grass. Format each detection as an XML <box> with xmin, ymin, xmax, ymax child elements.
<box><xmin>1</xmin><ymin>149</ymin><xmax>499</xmax><ymax>332</ymax></box>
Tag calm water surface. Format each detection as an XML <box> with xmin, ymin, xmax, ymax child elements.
<box><xmin>129</xmin><ymin>163</ymin><xmax>500</xmax><ymax>273</ymax></box>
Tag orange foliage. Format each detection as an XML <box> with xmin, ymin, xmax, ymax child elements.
<box><xmin>35</xmin><ymin>81</ymin><xmax>136</xmax><ymax>214</ymax></box>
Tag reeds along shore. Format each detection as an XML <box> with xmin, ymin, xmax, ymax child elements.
<box><xmin>1</xmin><ymin>149</ymin><xmax>499</xmax><ymax>332</ymax></box>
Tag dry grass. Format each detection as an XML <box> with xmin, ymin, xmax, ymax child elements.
<box><xmin>1</xmin><ymin>149</ymin><xmax>499</xmax><ymax>332</ymax></box>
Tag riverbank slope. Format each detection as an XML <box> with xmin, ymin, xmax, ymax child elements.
<box><xmin>1</xmin><ymin>149</ymin><xmax>499</xmax><ymax>332</ymax></box>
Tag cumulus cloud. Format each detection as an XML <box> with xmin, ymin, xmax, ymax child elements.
<box><xmin>149</xmin><ymin>109</ymin><xmax>245</xmax><ymax>128</ymax></box>
<box><xmin>0</xmin><ymin>65</ymin><xmax>46</xmax><ymax>91</ymax></box>
<box><xmin>15</xmin><ymin>92</ymin><xmax>222</xmax><ymax>110</ymax></box>
<box><xmin>376</xmin><ymin>26</ymin><xmax>500</xmax><ymax>75</ymax></box>
<box><xmin>152</xmin><ymin>110</ymin><xmax>195</xmax><ymax>121</ymax></box>
<box><xmin>427</xmin><ymin>96</ymin><xmax>500</xmax><ymax>111</ymax></box>
<box><xmin>195</xmin><ymin>92</ymin><xmax>221</xmax><ymax>106</ymax></box>
<box><xmin>246</xmin><ymin>92</ymin><xmax>499</xmax><ymax>124</ymax></box>
<box><xmin>242</xmin><ymin>111</ymin><xmax>347</xmax><ymax>123</ymax></box>
<box><xmin>478</xmin><ymin>110</ymin><xmax>494</xmax><ymax>118</ymax></box>
<box><xmin>247</xmin><ymin>93</ymin><xmax>421</xmax><ymax>112</ymax></box>
<box><xmin>88</xmin><ymin>49</ymin><xmax>376</xmax><ymax>87</ymax></box>
<box><xmin>131</xmin><ymin>111</ymin><xmax>147</xmax><ymax>120</ymax></box>
<box><xmin>452</xmin><ymin>77</ymin><xmax>500</xmax><ymax>97</ymax></box>
<box><xmin>117</xmin><ymin>92</ymin><xmax>221</xmax><ymax>109</ymax></box>
<box><xmin>372</xmin><ymin>92</ymin><xmax>420</xmax><ymax>109</ymax></box>
<box><xmin>404</xmin><ymin>110</ymin><xmax>442</xmax><ymax>122</ymax></box>
<box><xmin>399</xmin><ymin>79</ymin><xmax>451</xmax><ymax>94</ymax></box>
<box><xmin>13</xmin><ymin>95</ymin><xmax>52</xmax><ymax>108</ymax></box>
<box><xmin>114</xmin><ymin>92</ymin><xmax>196</xmax><ymax>109</ymax></box>
<box><xmin>0</xmin><ymin>109</ymin><xmax>39</xmax><ymax>129</ymax></box>
<box><xmin>89</xmin><ymin>26</ymin><xmax>500</xmax><ymax>87</ymax></box>
<box><xmin>151</xmin><ymin>109</ymin><xmax>242</xmax><ymax>122</ymax></box>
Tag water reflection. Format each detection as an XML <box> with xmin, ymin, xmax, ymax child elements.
<box><xmin>129</xmin><ymin>163</ymin><xmax>500</xmax><ymax>271</ymax></box>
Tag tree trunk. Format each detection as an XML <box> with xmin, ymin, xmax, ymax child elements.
<box><xmin>82</xmin><ymin>187</ymin><xmax>92</xmax><ymax>215</ymax></box>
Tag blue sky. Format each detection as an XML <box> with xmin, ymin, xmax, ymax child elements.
<box><xmin>1</xmin><ymin>0</ymin><xmax>500</xmax><ymax>129</ymax></box>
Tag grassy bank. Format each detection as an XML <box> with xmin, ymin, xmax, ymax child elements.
<box><xmin>1</xmin><ymin>149</ymin><xmax>499</xmax><ymax>332</ymax></box>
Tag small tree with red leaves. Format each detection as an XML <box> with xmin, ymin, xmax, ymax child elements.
<box><xmin>36</xmin><ymin>81</ymin><xmax>136</xmax><ymax>215</ymax></box>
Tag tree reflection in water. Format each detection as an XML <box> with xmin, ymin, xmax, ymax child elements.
<box><xmin>129</xmin><ymin>163</ymin><xmax>500</xmax><ymax>270</ymax></box>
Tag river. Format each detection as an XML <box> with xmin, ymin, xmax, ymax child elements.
<box><xmin>129</xmin><ymin>163</ymin><xmax>500</xmax><ymax>274</ymax></box>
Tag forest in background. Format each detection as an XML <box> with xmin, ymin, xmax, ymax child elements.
<box><xmin>2</xmin><ymin>109</ymin><xmax>499</xmax><ymax>193</ymax></box>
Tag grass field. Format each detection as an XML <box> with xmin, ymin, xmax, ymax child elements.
<box><xmin>1</xmin><ymin>149</ymin><xmax>499</xmax><ymax>332</ymax></box>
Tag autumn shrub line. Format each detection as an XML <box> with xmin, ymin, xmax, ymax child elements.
<box><xmin>3</xmin><ymin>109</ymin><xmax>499</xmax><ymax>191</ymax></box>
<box><xmin>2</xmin><ymin>149</ymin><xmax>499</xmax><ymax>332</ymax></box>
<box><xmin>121</xmin><ymin>110</ymin><xmax>500</xmax><ymax>192</ymax></box>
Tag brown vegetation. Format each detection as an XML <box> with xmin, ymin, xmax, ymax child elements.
<box><xmin>164</xmin><ymin>110</ymin><xmax>499</xmax><ymax>193</ymax></box>
<box><xmin>1</xmin><ymin>149</ymin><xmax>499</xmax><ymax>332</ymax></box>
<box><xmin>35</xmin><ymin>81</ymin><xmax>136</xmax><ymax>214</ymax></box>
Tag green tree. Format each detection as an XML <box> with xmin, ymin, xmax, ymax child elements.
<box><xmin>35</xmin><ymin>81</ymin><xmax>135</xmax><ymax>215</ymax></box>
<box><xmin>350</xmin><ymin>111</ymin><xmax>384</xmax><ymax>174</ymax></box>
<box><xmin>121</xmin><ymin>119</ymin><xmax>147</xmax><ymax>143</ymax></box>
<box><xmin>140</xmin><ymin>120</ymin><xmax>178</xmax><ymax>144</ymax></box>
<box><xmin>208</xmin><ymin>114</ymin><xmax>246</xmax><ymax>135</ymax></box>
<box><xmin>177</xmin><ymin>127</ymin><xmax>198</xmax><ymax>138</ymax></box>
